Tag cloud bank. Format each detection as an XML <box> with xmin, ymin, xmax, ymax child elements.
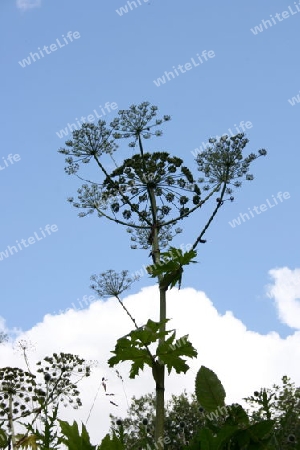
<box><xmin>267</xmin><ymin>267</ymin><xmax>300</xmax><ymax>329</ymax></box>
<box><xmin>0</xmin><ymin>267</ymin><xmax>299</xmax><ymax>445</ymax></box>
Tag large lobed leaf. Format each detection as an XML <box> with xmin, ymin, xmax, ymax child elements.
<box><xmin>59</xmin><ymin>420</ymin><xmax>96</xmax><ymax>450</ymax></box>
<box><xmin>108</xmin><ymin>319</ymin><xmax>197</xmax><ymax>378</ymax></box>
<box><xmin>157</xmin><ymin>333</ymin><xmax>198</xmax><ymax>374</ymax></box>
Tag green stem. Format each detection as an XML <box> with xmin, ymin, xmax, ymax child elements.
<box><xmin>192</xmin><ymin>178</ymin><xmax>229</xmax><ymax>251</ymax></box>
<box><xmin>137</xmin><ymin>134</ymin><xmax>165</xmax><ymax>447</ymax></box>
<box><xmin>115</xmin><ymin>294</ymin><xmax>156</xmax><ymax>366</ymax></box>
<box><xmin>8</xmin><ymin>394</ymin><xmax>16</xmax><ymax>450</ymax></box>
<box><xmin>161</xmin><ymin>184</ymin><xmax>220</xmax><ymax>228</ymax></box>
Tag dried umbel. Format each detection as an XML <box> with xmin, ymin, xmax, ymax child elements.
<box><xmin>35</xmin><ymin>352</ymin><xmax>91</xmax><ymax>409</ymax></box>
<box><xmin>59</xmin><ymin>103</ymin><xmax>267</xmax><ymax>254</ymax></box>
<box><xmin>59</xmin><ymin>120</ymin><xmax>117</xmax><ymax>175</ymax></box>
<box><xmin>100</xmin><ymin>152</ymin><xmax>200</xmax><ymax>249</ymax></box>
<box><xmin>110</xmin><ymin>101</ymin><xmax>170</xmax><ymax>147</ymax></box>
<box><xmin>90</xmin><ymin>270</ymin><xmax>136</xmax><ymax>298</ymax></box>
<box><xmin>0</xmin><ymin>367</ymin><xmax>37</xmax><ymax>420</ymax></box>
<box><xmin>196</xmin><ymin>134</ymin><xmax>267</xmax><ymax>190</ymax></box>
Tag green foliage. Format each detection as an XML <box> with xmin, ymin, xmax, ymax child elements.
<box><xmin>189</xmin><ymin>419</ymin><xmax>274</xmax><ymax>449</ymax></box>
<box><xmin>195</xmin><ymin>366</ymin><xmax>226</xmax><ymax>413</ymax></box>
<box><xmin>244</xmin><ymin>375</ymin><xmax>300</xmax><ymax>448</ymax></box>
<box><xmin>157</xmin><ymin>331</ymin><xmax>197</xmax><ymax>375</ymax></box>
<box><xmin>24</xmin><ymin>404</ymin><xmax>61</xmax><ymax>449</ymax></box>
<box><xmin>108</xmin><ymin>372</ymin><xmax>299</xmax><ymax>449</ymax></box>
<box><xmin>0</xmin><ymin>429</ymin><xmax>7</xmax><ymax>449</ymax></box>
<box><xmin>189</xmin><ymin>367</ymin><xmax>275</xmax><ymax>449</ymax></box>
<box><xmin>110</xmin><ymin>391</ymin><xmax>206</xmax><ymax>449</ymax></box>
<box><xmin>98</xmin><ymin>433</ymin><xmax>125</xmax><ymax>450</ymax></box>
<box><xmin>0</xmin><ymin>353</ymin><xmax>91</xmax><ymax>450</ymax></box>
<box><xmin>147</xmin><ymin>247</ymin><xmax>198</xmax><ymax>290</ymax></box>
<box><xmin>108</xmin><ymin>319</ymin><xmax>197</xmax><ymax>378</ymax></box>
<box><xmin>15</xmin><ymin>433</ymin><xmax>39</xmax><ymax>450</ymax></box>
<box><xmin>59</xmin><ymin>420</ymin><xmax>96</xmax><ymax>450</ymax></box>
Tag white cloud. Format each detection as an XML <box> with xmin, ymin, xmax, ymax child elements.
<box><xmin>16</xmin><ymin>0</ymin><xmax>41</xmax><ymax>11</ymax></box>
<box><xmin>0</xmin><ymin>277</ymin><xmax>300</xmax><ymax>445</ymax></box>
<box><xmin>267</xmin><ymin>267</ymin><xmax>300</xmax><ymax>329</ymax></box>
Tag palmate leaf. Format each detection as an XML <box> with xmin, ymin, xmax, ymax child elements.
<box><xmin>98</xmin><ymin>433</ymin><xmax>125</xmax><ymax>450</ymax></box>
<box><xmin>147</xmin><ymin>247</ymin><xmax>197</xmax><ymax>290</ymax></box>
<box><xmin>59</xmin><ymin>420</ymin><xmax>96</xmax><ymax>450</ymax></box>
<box><xmin>108</xmin><ymin>319</ymin><xmax>197</xmax><ymax>378</ymax></box>
<box><xmin>108</xmin><ymin>319</ymin><xmax>170</xmax><ymax>378</ymax></box>
<box><xmin>157</xmin><ymin>333</ymin><xmax>198</xmax><ymax>374</ymax></box>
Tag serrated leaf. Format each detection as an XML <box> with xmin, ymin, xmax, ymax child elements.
<box><xmin>246</xmin><ymin>420</ymin><xmax>274</xmax><ymax>440</ymax></box>
<box><xmin>157</xmin><ymin>336</ymin><xmax>197</xmax><ymax>374</ymax></box>
<box><xmin>214</xmin><ymin>425</ymin><xmax>239</xmax><ymax>449</ymax></box>
<box><xmin>146</xmin><ymin>247</ymin><xmax>197</xmax><ymax>290</ymax></box>
<box><xmin>59</xmin><ymin>420</ymin><xmax>96</xmax><ymax>450</ymax></box>
<box><xmin>108</xmin><ymin>320</ymin><xmax>170</xmax><ymax>378</ymax></box>
<box><xmin>98</xmin><ymin>433</ymin><xmax>125</xmax><ymax>450</ymax></box>
<box><xmin>15</xmin><ymin>434</ymin><xmax>39</xmax><ymax>450</ymax></box>
<box><xmin>195</xmin><ymin>366</ymin><xmax>226</xmax><ymax>413</ymax></box>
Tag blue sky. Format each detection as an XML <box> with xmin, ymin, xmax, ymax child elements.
<box><xmin>1</xmin><ymin>0</ymin><xmax>300</xmax><ymax>337</ymax></box>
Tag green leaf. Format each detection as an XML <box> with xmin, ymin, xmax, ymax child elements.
<box><xmin>213</xmin><ymin>425</ymin><xmax>239</xmax><ymax>449</ymax></box>
<box><xmin>247</xmin><ymin>420</ymin><xmax>274</xmax><ymax>440</ymax></box>
<box><xmin>108</xmin><ymin>320</ymin><xmax>197</xmax><ymax>378</ymax></box>
<box><xmin>59</xmin><ymin>420</ymin><xmax>96</xmax><ymax>450</ymax></box>
<box><xmin>157</xmin><ymin>334</ymin><xmax>197</xmax><ymax>375</ymax></box>
<box><xmin>226</xmin><ymin>403</ymin><xmax>249</xmax><ymax>427</ymax></box>
<box><xmin>98</xmin><ymin>433</ymin><xmax>125</xmax><ymax>450</ymax></box>
<box><xmin>197</xmin><ymin>428</ymin><xmax>214</xmax><ymax>450</ymax></box>
<box><xmin>0</xmin><ymin>429</ymin><xmax>7</xmax><ymax>449</ymax></box>
<box><xmin>195</xmin><ymin>366</ymin><xmax>226</xmax><ymax>413</ymax></box>
<box><xmin>146</xmin><ymin>247</ymin><xmax>197</xmax><ymax>290</ymax></box>
<box><xmin>108</xmin><ymin>319</ymin><xmax>169</xmax><ymax>378</ymax></box>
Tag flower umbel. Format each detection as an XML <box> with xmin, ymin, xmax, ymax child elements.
<box><xmin>90</xmin><ymin>270</ymin><xmax>137</xmax><ymax>298</ymax></box>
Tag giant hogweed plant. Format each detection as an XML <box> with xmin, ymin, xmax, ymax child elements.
<box><xmin>58</xmin><ymin>101</ymin><xmax>267</xmax><ymax>446</ymax></box>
